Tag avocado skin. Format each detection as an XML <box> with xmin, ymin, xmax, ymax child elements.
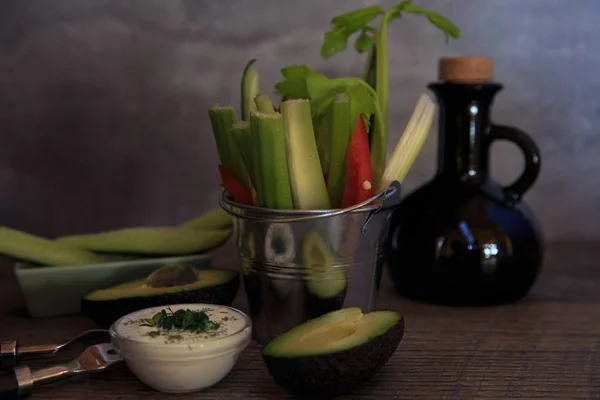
<box><xmin>262</xmin><ymin>316</ymin><xmax>405</xmax><ymax>396</ymax></box>
<box><xmin>304</xmin><ymin>286</ymin><xmax>347</xmax><ymax>319</ymax></box>
<box><xmin>81</xmin><ymin>274</ymin><xmax>240</xmax><ymax>328</ymax></box>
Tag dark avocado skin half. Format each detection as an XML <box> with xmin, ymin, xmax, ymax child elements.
<box><xmin>81</xmin><ymin>274</ymin><xmax>240</xmax><ymax>328</ymax></box>
<box><xmin>262</xmin><ymin>316</ymin><xmax>405</xmax><ymax>397</ymax></box>
<box><xmin>304</xmin><ymin>286</ymin><xmax>347</xmax><ymax>319</ymax></box>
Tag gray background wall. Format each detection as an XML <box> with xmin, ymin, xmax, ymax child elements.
<box><xmin>0</xmin><ymin>0</ymin><xmax>598</xmax><ymax>241</ymax></box>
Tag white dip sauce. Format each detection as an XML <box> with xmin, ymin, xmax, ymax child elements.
<box><xmin>110</xmin><ymin>303</ymin><xmax>252</xmax><ymax>393</ymax></box>
<box><xmin>113</xmin><ymin>304</ymin><xmax>248</xmax><ymax>345</ymax></box>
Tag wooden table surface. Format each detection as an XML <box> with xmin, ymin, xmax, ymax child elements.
<box><xmin>1</xmin><ymin>241</ymin><xmax>600</xmax><ymax>399</ymax></box>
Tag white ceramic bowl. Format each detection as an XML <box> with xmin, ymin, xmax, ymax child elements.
<box><xmin>109</xmin><ymin>303</ymin><xmax>252</xmax><ymax>393</ymax></box>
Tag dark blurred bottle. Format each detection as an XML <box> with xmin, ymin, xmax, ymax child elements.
<box><xmin>386</xmin><ymin>57</ymin><xmax>544</xmax><ymax>306</ymax></box>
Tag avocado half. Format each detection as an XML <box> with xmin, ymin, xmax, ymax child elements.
<box><xmin>81</xmin><ymin>265</ymin><xmax>240</xmax><ymax>328</ymax></box>
<box><xmin>302</xmin><ymin>230</ymin><xmax>347</xmax><ymax>318</ymax></box>
<box><xmin>262</xmin><ymin>307</ymin><xmax>405</xmax><ymax>396</ymax></box>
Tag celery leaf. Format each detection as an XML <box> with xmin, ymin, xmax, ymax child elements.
<box><xmin>354</xmin><ymin>28</ymin><xmax>376</xmax><ymax>53</ymax></box>
<box><xmin>397</xmin><ymin>3</ymin><xmax>461</xmax><ymax>41</ymax></box>
<box><xmin>321</xmin><ymin>6</ymin><xmax>384</xmax><ymax>59</ymax></box>
<box><xmin>275</xmin><ymin>65</ymin><xmax>378</xmax><ymax>132</ymax></box>
<box><xmin>275</xmin><ymin>65</ymin><xmax>325</xmax><ymax>99</ymax></box>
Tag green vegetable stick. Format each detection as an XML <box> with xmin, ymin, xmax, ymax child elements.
<box><xmin>254</xmin><ymin>94</ymin><xmax>276</xmax><ymax>113</ymax></box>
<box><xmin>241</xmin><ymin>59</ymin><xmax>260</xmax><ymax>121</ymax></box>
<box><xmin>180</xmin><ymin>208</ymin><xmax>233</xmax><ymax>230</ymax></box>
<box><xmin>378</xmin><ymin>93</ymin><xmax>436</xmax><ymax>190</ymax></box>
<box><xmin>314</xmin><ymin>114</ymin><xmax>331</xmax><ymax>176</ymax></box>
<box><xmin>208</xmin><ymin>106</ymin><xmax>250</xmax><ymax>190</ymax></box>
<box><xmin>327</xmin><ymin>92</ymin><xmax>352</xmax><ymax>208</ymax></box>
<box><xmin>208</xmin><ymin>105</ymin><xmax>236</xmax><ymax>171</ymax></box>
<box><xmin>319</xmin><ymin>3</ymin><xmax>460</xmax><ymax>190</ymax></box>
<box><xmin>56</xmin><ymin>227</ymin><xmax>232</xmax><ymax>256</ymax></box>
<box><xmin>281</xmin><ymin>99</ymin><xmax>331</xmax><ymax>210</ymax></box>
<box><xmin>0</xmin><ymin>226</ymin><xmax>106</xmax><ymax>266</ymax></box>
<box><xmin>249</xmin><ymin>112</ymin><xmax>294</xmax><ymax>209</ymax></box>
<box><xmin>229</xmin><ymin>121</ymin><xmax>254</xmax><ymax>187</ymax></box>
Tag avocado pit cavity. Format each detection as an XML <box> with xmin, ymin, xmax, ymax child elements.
<box><xmin>146</xmin><ymin>264</ymin><xmax>199</xmax><ymax>288</ymax></box>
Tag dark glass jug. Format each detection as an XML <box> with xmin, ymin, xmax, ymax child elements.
<box><xmin>386</xmin><ymin>58</ymin><xmax>543</xmax><ymax>306</ymax></box>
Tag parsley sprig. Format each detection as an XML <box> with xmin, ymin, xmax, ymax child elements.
<box><xmin>141</xmin><ymin>307</ymin><xmax>220</xmax><ymax>333</ymax></box>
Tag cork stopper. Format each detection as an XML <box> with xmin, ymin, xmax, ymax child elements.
<box><xmin>438</xmin><ymin>56</ymin><xmax>494</xmax><ymax>83</ymax></box>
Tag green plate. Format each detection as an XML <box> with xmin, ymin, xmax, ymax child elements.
<box><xmin>14</xmin><ymin>253</ymin><xmax>212</xmax><ymax>318</ymax></box>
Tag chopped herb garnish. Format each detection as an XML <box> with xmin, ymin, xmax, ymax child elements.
<box><xmin>141</xmin><ymin>307</ymin><xmax>221</xmax><ymax>334</ymax></box>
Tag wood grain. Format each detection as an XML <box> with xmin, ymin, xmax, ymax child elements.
<box><xmin>1</xmin><ymin>242</ymin><xmax>599</xmax><ymax>399</ymax></box>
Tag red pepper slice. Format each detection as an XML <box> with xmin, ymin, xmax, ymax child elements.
<box><xmin>341</xmin><ymin>115</ymin><xmax>374</xmax><ymax>208</ymax></box>
<box><xmin>218</xmin><ymin>164</ymin><xmax>254</xmax><ymax>206</ymax></box>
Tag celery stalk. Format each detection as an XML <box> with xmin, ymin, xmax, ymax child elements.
<box><xmin>361</xmin><ymin>43</ymin><xmax>377</xmax><ymax>90</ymax></box>
<box><xmin>249</xmin><ymin>112</ymin><xmax>294</xmax><ymax>209</ymax></box>
<box><xmin>327</xmin><ymin>93</ymin><xmax>352</xmax><ymax>208</ymax></box>
<box><xmin>378</xmin><ymin>93</ymin><xmax>436</xmax><ymax>191</ymax></box>
<box><xmin>314</xmin><ymin>114</ymin><xmax>331</xmax><ymax>176</ymax></box>
<box><xmin>281</xmin><ymin>99</ymin><xmax>331</xmax><ymax>210</ymax></box>
<box><xmin>208</xmin><ymin>106</ymin><xmax>236</xmax><ymax>170</ymax></box>
<box><xmin>209</xmin><ymin>106</ymin><xmax>249</xmax><ymax>190</ymax></box>
<box><xmin>229</xmin><ymin>121</ymin><xmax>253</xmax><ymax>186</ymax></box>
<box><xmin>254</xmin><ymin>94</ymin><xmax>276</xmax><ymax>113</ymax></box>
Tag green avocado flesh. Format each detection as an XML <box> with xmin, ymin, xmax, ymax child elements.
<box><xmin>82</xmin><ymin>267</ymin><xmax>240</xmax><ymax>328</ymax></box>
<box><xmin>302</xmin><ymin>230</ymin><xmax>346</xmax><ymax>299</ymax></box>
<box><xmin>262</xmin><ymin>307</ymin><xmax>405</xmax><ymax>396</ymax></box>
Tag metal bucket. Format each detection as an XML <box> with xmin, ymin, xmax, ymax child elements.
<box><xmin>219</xmin><ymin>181</ymin><xmax>401</xmax><ymax>345</ymax></box>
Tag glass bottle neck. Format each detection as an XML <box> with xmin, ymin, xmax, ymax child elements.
<box><xmin>428</xmin><ymin>82</ymin><xmax>502</xmax><ymax>184</ymax></box>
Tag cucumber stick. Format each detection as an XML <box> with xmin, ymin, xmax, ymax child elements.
<box><xmin>281</xmin><ymin>99</ymin><xmax>331</xmax><ymax>210</ymax></box>
<box><xmin>250</xmin><ymin>112</ymin><xmax>294</xmax><ymax>209</ymax></box>
<box><xmin>0</xmin><ymin>227</ymin><xmax>105</xmax><ymax>266</ymax></box>
<box><xmin>327</xmin><ymin>93</ymin><xmax>352</xmax><ymax>208</ymax></box>
<box><xmin>241</xmin><ymin>59</ymin><xmax>260</xmax><ymax>121</ymax></box>
<box><xmin>180</xmin><ymin>208</ymin><xmax>232</xmax><ymax>230</ymax></box>
<box><xmin>254</xmin><ymin>94</ymin><xmax>275</xmax><ymax>113</ymax></box>
<box><xmin>56</xmin><ymin>227</ymin><xmax>231</xmax><ymax>255</ymax></box>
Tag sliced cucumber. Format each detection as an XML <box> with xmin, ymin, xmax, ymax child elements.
<box><xmin>0</xmin><ymin>227</ymin><xmax>105</xmax><ymax>266</ymax></box>
<box><xmin>56</xmin><ymin>227</ymin><xmax>231</xmax><ymax>255</ymax></box>
<box><xmin>241</xmin><ymin>59</ymin><xmax>260</xmax><ymax>121</ymax></box>
<box><xmin>180</xmin><ymin>208</ymin><xmax>233</xmax><ymax>230</ymax></box>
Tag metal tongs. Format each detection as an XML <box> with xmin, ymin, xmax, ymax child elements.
<box><xmin>0</xmin><ymin>329</ymin><xmax>109</xmax><ymax>369</ymax></box>
<box><xmin>0</xmin><ymin>330</ymin><xmax>123</xmax><ymax>398</ymax></box>
<box><xmin>0</xmin><ymin>343</ymin><xmax>122</xmax><ymax>398</ymax></box>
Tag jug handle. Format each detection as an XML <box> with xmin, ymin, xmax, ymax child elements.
<box><xmin>489</xmin><ymin>124</ymin><xmax>541</xmax><ymax>201</ymax></box>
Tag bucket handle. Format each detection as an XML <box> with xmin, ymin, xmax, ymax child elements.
<box><xmin>219</xmin><ymin>181</ymin><xmax>400</xmax><ymax>224</ymax></box>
